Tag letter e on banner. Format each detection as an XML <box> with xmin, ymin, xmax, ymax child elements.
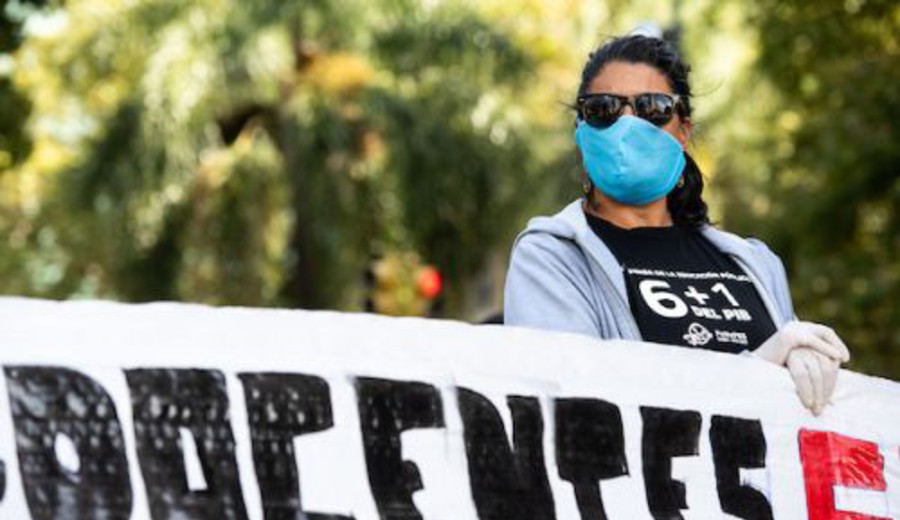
<box><xmin>640</xmin><ymin>407</ymin><xmax>702</xmax><ymax>520</ymax></box>
<box><xmin>356</xmin><ymin>378</ymin><xmax>444</xmax><ymax>520</ymax></box>
<box><xmin>799</xmin><ymin>429</ymin><xmax>889</xmax><ymax>520</ymax></box>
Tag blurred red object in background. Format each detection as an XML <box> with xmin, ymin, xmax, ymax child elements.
<box><xmin>417</xmin><ymin>266</ymin><xmax>442</xmax><ymax>300</ymax></box>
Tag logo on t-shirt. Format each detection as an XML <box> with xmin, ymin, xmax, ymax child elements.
<box><xmin>682</xmin><ymin>322</ymin><xmax>713</xmax><ymax>347</ymax></box>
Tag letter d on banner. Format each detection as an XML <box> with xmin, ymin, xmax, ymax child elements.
<box><xmin>5</xmin><ymin>366</ymin><xmax>133</xmax><ymax>520</ymax></box>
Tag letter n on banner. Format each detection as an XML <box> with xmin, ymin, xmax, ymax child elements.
<box><xmin>799</xmin><ymin>429</ymin><xmax>889</xmax><ymax>520</ymax></box>
<box><xmin>457</xmin><ymin>389</ymin><xmax>555</xmax><ymax>520</ymax></box>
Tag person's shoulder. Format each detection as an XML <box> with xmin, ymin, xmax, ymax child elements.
<box><xmin>512</xmin><ymin>229</ymin><xmax>586</xmax><ymax>270</ymax></box>
<box><xmin>700</xmin><ymin>225</ymin><xmax>788</xmax><ymax>286</ymax></box>
<box><xmin>512</xmin><ymin>200</ymin><xmax>590</xmax><ymax>262</ymax></box>
<box><xmin>744</xmin><ymin>236</ymin><xmax>782</xmax><ymax>261</ymax></box>
<box><xmin>700</xmin><ymin>225</ymin><xmax>795</xmax><ymax>320</ymax></box>
<box><xmin>516</xmin><ymin>199</ymin><xmax>586</xmax><ymax>240</ymax></box>
<box><xmin>736</xmin><ymin>234</ymin><xmax>784</xmax><ymax>268</ymax></box>
<box><xmin>701</xmin><ymin>225</ymin><xmax>780</xmax><ymax>259</ymax></box>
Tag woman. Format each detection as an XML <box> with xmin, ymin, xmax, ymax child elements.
<box><xmin>504</xmin><ymin>35</ymin><xmax>848</xmax><ymax>414</ymax></box>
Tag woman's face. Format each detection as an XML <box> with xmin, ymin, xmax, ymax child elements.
<box><xmin>586</xmin><ymin>61</ymin><xmax>691</xmax><ymax>147</ymax></box>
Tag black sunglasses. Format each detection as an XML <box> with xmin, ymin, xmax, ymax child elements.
<box><xmin>576</xmin><ymin>92</ymin><xmax>685</xmax><ymax>129</ymax></box>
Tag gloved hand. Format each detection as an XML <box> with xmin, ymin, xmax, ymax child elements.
<box><xmin>785</xmin><ymin>347</ymin><xmax>840</xmax><ymax>416</ymax></box>
<box><xmin>753</xmin><ymin>321</ymin><xmax>849</xmax><ymax>366</ymax></box>
<box><xmin>753</xmin><ymin>321</ymin><xmax>849</xmax><ymax>415</ymax></box>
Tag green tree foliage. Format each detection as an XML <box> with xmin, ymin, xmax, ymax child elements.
<box><xmin>0</xmin><ymin>0</ymin><xmax>44</xmax><ymax>287</ymax></box>
<box><xmin>2</xmin><ymin>0</ymin><xmax>567</xmax><ymax>314</ymax></box>
<box><xmin>0</xmin><ymin>0</ymin><xmax>41</xmax><ymax>168</ymax></box>
<box><xmin>713</xmin><ymin>0</ymin><xmax>900</xmax><ymax>377</ymax></box>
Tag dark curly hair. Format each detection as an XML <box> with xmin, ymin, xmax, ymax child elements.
<box><xmin>577</xmin><ymin>34</ymin><xmax>710</xmax><ymax>228</ymax></box>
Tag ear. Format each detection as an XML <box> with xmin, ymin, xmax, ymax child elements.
<box><xmin>678</xmin><ymin>117</ymin><xmax>693</xmax><ymax>149</ymax></box>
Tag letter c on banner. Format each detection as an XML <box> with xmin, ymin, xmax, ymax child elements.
<box><xmin>799</xmin><ymin>429</ymin><xmax>889</xmax><ymax>520</ymax></box>
<box><xmin>238</xmin><ymin>372</ymin><xmax>353</xmax><ymax>520</ymax></box>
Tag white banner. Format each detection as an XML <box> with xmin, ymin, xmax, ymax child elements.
<box><xmin>0</xmin><ymin>297</ymin><xmax>898</xmax><ymax>520</ymax></box>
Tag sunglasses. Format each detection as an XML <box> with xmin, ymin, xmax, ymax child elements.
<box><xmin>576</xmin><ymin>92</ymin><xmax>685</xmax><ymax>129</ymax></box>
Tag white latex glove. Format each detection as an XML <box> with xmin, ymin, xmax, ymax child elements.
<box><xmin>753</xmin><ymin>321</ymin><xmax>849</xmax><ymax>415</ymax></box>
<box><xmin>785</xmin><ymin>347</ymin><xmax>840</xmax><ymax>415</ymax></box>
<box><xmin>753</xmin><ymin>321</ymin><xmax>849</xmax><ymax>366</ymax></box>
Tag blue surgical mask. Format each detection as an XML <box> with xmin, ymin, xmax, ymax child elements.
<box><xmin>575</xmin><ymin>115</ymin><xmax>686</xmax><ymax>206</ymax></box>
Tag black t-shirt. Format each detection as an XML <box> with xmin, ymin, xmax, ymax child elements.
<box><xmin>585</xmin><ymin>212</ymin><xmax>776</xmax><ymax>353</ymax></box>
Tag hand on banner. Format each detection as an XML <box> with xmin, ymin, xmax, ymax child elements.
<box><xmin>752</xmin><ymin>320</ymin><xmax>850</xmax><ymax>414</ymax></box>
<box><xmin>786</xmin><ymin>347</ymin><xmax>840</xmax><ymax>416</ymax></box>
<box><xmin>754</xmin><ymin>321</ymin><xmax>849</xmax><ymax>365</ymax></box>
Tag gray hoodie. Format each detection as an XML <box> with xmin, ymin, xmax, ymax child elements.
<box><xmin>504</xmin><ymin>199</ymin><xmax>796</xmax><ymax>341</ymax></box>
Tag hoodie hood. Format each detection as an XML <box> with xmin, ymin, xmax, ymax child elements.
<box><xmin>512</xmin><ymin>199</ymin><xmax>793</xmax><ymax>328</ymax></box>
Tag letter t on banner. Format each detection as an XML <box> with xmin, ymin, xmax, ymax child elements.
<box><xmin>799</xmin><ymin>429</ymin><xmax>890</xmax><ymax>520</ymax></box>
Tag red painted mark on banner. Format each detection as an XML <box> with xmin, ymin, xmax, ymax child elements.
<box><xmin>799</xmin><ymin>429</ymin><xmax>888</xmax><ymax>520</ymax></box>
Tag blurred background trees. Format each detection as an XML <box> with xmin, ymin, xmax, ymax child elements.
<box><xmin>1</xmin><ymin>0</ymin><xmax>898</xmax><ymax>378</ymax></box>
<box><xmin>708</xmin><ymin>0</ymin><xmax>900</xmax><ymax>377</ymax></box>
<box><xmin>0</xmin><ymin>0</ymin><xmax>575</xmax><ymax>316</ymax></box>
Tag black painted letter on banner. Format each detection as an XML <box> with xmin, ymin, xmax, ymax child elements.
<box><xmin>239</xmin><ymin>372</ymin><xmax>353</xmax><ymax>520</ymax></box>
<box><xmin>4</xmin><ymin>366</ymin><xmax>132</xmax><ymax>520</ymax></box>
<box><xmin>555</xmin><ymin>398</ymin><xmax>629</xmax><ymax>520</ymax></box>
<box><xmin>710</xmin><ymin>416</ymin><xmax>773</xmax><ymax>520</ymax></box>
<box><xmin>457</xmin><ymin>389</ymin><xmax>555</xmax><ymax>520</ymax></box>
<box><xmin>126</xmin><ymin>369</ymin><xmax>248</xmax><ymax>520</ymax></box>
<box><xmin>640</xmin><ymin>407</ymin><xmax>701</xmax><ymax>520</ymax></box>
<box><xmin>356</xmin><ymin>378</ymin><xmax>444</xmax><ymax>520</ymax></box>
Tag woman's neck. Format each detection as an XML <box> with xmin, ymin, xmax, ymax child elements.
<box><xmin>584</xmin><ymin>191</ymin><xmax>673</xmax><ymax>229</ymax></box>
